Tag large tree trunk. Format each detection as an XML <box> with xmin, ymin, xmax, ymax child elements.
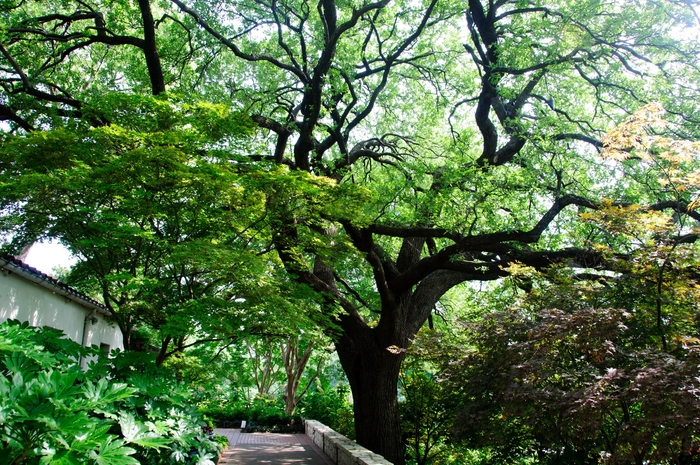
<box><xmin>336</xmin><ymin>320</ymin><xmax>406</xmax><ymax>465</ymax></box>
<box><xmin>307</xmin><ymin>248</ymin><xmax>467</xmax><ymax>465</ymax></box>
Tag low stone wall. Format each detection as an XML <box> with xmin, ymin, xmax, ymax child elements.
<box><xmin>304</xmin><ymin>420</ymin><xmax>393</xmax><ymax>465</ymax></box>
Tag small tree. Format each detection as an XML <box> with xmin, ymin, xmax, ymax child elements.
<box><xmin>245</xmin><ymin>337</ymin><xmax>285</xmax><ymax>399</ymax></box>
<box><xmin>444</xmin><ymin>106</ymin><xmax>700</xmax><ymax>464</ymax></box>
<box><xmin>0</xmin><ymin>94</ymin><xmax>362</xmax><ymax>365</ymax></box>
<box><xmin>399</xmin><ymin>330</ymin><xmax>462</xmax><ymax>465</ymax></box>
<box><xmin>281</xmin><ymin>335</ymin><xmax>328</xmax><ymax>415</ymax></box>
<box><xmin>0</xmin><ymin>94</ymin><xmax>261</xmax><ymax>361</ymax></box>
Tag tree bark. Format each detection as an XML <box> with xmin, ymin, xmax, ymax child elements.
<box><xmin>336</xmin><ymin>323</ymin><xmax>406</xmax><ymax>465</ymax></box>
<box><xmin>282</xmin><ymin>338</ymin><xmax>317</xmax><ymax>415</ymax></box>
<box><xmin>136</xmin><ymin>0</ymin><xmax>166</xmax><ymax>95</ymax></box>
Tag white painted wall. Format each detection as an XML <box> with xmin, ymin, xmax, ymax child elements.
<box><xmin>0</xmin><ymin>267</ymin><xmax>123</xmax><ymax>353</ymax></box>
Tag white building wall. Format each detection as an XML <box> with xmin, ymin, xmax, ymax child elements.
<box><xmin>84</xmin><ymin>315</ymin><xmax>124</xmax><ymax>352</ymax></box>
<box><xmin>0</xmin><ymin>268</ymin><xmax>123</xmax><ymax>352</ymax></box>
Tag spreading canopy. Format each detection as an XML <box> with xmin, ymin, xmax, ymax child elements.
<box><xmin>1</xmin><ymin>0</ymin><xmax>700</xmax><ymax>462</ymax></box>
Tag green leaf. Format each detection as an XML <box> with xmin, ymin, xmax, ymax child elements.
<box><xmin>83</xmin><ymin>379</ymin><xmax>135</xmax><ymax>408</ymax></box>
<box><xmin>118</xmin><ymin>413</ymin><xmax>169</xmax><ymax>449</ymax></box>
<box><xmin>88</xmin><ymin>437</ymin><xmax>139</xmax><ymax>465</ymax></box>
<box><xmin>39</xmin><ymin>448</ymin><xmax>83</xmax><ymax>465</ymax></box>
<box><xmin>195</xmin><ymin>452</ymin><xmax>217</xmax><ymax>465</ymax></box>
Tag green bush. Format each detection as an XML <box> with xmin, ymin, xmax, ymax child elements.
<box><xmin>297</xmin><ymin>385</ymin><xmax>354</xmax><ymax>439</ymax></box>
<box><xmin>212</xmin><ymin>434</ymin><xmax>229</xmax><ymax>451</ymax></box>
<box><xmin>199</xmin><ymin>398</ymin><xmax>301</xmax><ymax>428</ymax></box>
<box><xmin>197</xmin><ymin>404</ymin><xmax>248</xmax><ymax>428</ymax></box>
<box><xmin>0</xmin><ymin>320</ymin><xmax>218</xmax><ymax>464</ymax></box>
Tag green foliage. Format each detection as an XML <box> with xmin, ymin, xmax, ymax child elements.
<box><xmin>297</xmin><ymin>385</ymin><xmax>355</xmax><ymax>439</ymax></box>
<box><xmin>244</xmin><ymin>399</ymin><xmax>299</xmax><ymax>427</ymax></box>
<box><xmin>162</xmin><ymin>347</ymin><xmax>249</xmax><ymax>405</ymax></box>
<box><xmin>198</xmin><ymin>397</ymin><xmax>300</xmax><ymax>429</ymax></box>
<box><xmin>0</xmin><ymin>320</ymin><xmax>219</xmax><ymax>465</ymax></box>
<box><xmin>0</xmin><ymin>92</ymin><xmax>368</xmax><ymax>362</ymax></box>
<box><xmin>0</xmin><ymin>93</ymin><xmax>265</xmax><ymax>357</ymax></box>
<box><xmin>442</xmin><ymin>220</ymin><xmax>700</xmax><ymax>463</ymax></box>
<box><xmin>399</xmin><ymin>330</ymin><xmax>464</xmax><ymax>465</ymax></box>
<box><xmin>211</xmin><ymin>434</ymin><xmax>229</xmax><ymax>451</ymax></box>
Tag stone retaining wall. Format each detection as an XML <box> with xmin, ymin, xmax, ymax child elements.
<box><xmin>304</xmin><ymin>420</ymin><xmax>393</xmax><ymax>465</ymax></box>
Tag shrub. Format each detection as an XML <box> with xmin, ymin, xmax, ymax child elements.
<box><xmin>212</xmin><ymin>434</ymin><xmax>229</xmax><ymax>451</ymax></box>
<box><xmin>198</xmin><ymin>398</ymin><xmax>301</xmax><ymax>429</ymax></box>
<box><xmin>297</xmin><ymin>385</ymin><xmax>354</xmax><ymax>439</ymax></box>
<box><xmin>0</xmin><ymin>320</ymin><xmax>218</xmax><ymax>464</ymax></box>
<box><xmin>197</xmin><ymin>405</ymin><xmax>246</xmax><ymax>428</ymax></box>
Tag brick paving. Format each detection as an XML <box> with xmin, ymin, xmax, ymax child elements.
<box><xmin>214</xmin><ymin>428</ymin><xmax>334</xmax><ymax>465</ymax></box>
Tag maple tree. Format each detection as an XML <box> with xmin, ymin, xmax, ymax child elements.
<box><xmin>432</xmin><ymin>106</ymin><xmax>700</xmax><ymax>464</ymax></box>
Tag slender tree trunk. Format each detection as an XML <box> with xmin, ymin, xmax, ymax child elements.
<box><xmin>155</xmin><ymin>335</ymin><xmax>172</xmax><ymax>366</ymax></box>
<box><xmin>282</xmin><ymin>337</ymin><xmax>316</xmax><ymax>415</ymax></box>
<box><xmin>117</xmin><ymin>314</ymin><xmax>133</xmax><ymax>351</ymax></box>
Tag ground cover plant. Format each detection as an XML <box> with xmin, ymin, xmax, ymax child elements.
<box><xmin>0</xmin><ymin>320</ymin><xmax>221</xmax><ymax>465</ymax></box>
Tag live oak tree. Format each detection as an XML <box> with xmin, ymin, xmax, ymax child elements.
<box><xmin>1</xmin><ymin>1</ymin><xmax>700</xmax><ymax>463</ymax></box>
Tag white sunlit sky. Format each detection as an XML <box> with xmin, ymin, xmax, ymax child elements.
<box><xmin>23</xmin><ymin>241</ymin><xmax>77</xmax><ymax>275</ymax></box>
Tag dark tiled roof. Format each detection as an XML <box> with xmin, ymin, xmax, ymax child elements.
<box><xmin>0</xmin><ymin>253</ymin><xmax>109</xmax><ymax>314</ymax></box>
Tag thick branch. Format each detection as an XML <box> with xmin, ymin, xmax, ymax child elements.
<box><xmin>387</xmin><ymin>195</ymin><xmax>595</xmax><ymax>292</ymax></box>
<box><xmin>0</xmin><ymin>103</ymin><xmax>34</xmax><ymax>132</ymax></box>
<box><xmin>0</xmin><ymin>44</ymin><xmax>83</xmax><ymax>108</ymax></box>
<box><xmin>136</xmin><ymin>0</ymin><xmax>166</xmax><ymax>95</ymax></box>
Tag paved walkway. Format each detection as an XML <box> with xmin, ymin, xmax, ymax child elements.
<box><xmin>214</xmin><ymin>428</ymin><xmax>334</xmax><ymax>465</ymax></box>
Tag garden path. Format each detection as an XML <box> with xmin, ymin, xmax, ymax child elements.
<box><xmin>214</xmin><ymin>428</ymin><xmax>334</xmax><ymax>465</ymax></box>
